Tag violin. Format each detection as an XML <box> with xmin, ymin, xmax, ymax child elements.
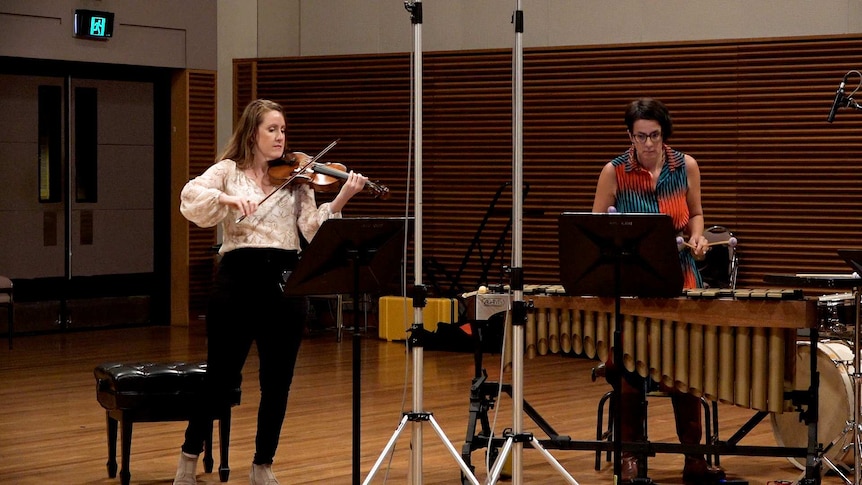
<box><xmin>268</xmin><ymin>153</ymin><xmax>390</xmax><ymax>200</ymax></box>
<box><xmin>235</xmin><ymin>139</ymin><xmax>389</xmax><ymax>224</ymax></box>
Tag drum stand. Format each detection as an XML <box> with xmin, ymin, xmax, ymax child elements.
<box><xmin>801</xmin><ymin>284</ymin><xmax>861</xmax><ymax>485</ymax></box>
<box><xmin>831</xmin><ymin>286</ymin><xmax>861</xmax><ymax>484</ymax></box>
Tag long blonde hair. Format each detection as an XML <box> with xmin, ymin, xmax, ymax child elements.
<box><xmin>219</xmin><ymin>99</ymin><xmax>287</xmax><ymax>169</ymax></box>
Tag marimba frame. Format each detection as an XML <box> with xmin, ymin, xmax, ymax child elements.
<box><xmin>523</xmin><ymin>290</ymin><xmax>826</xmax><ymax>484</ymax></box>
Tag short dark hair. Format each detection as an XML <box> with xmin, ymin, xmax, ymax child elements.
<box><xmin>624</xmin><ymin>98</ymin><xmax>673</xmax><ymax>140</ymax></box>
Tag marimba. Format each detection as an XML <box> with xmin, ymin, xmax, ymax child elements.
<box><xmin>524</xmin><ymin>289</ymin><xmax>817</xmax><ymax>413</ymax></box>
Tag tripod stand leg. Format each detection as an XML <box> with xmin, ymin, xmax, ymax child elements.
<box><xmin>425</xmin><ymin>415</ymin><xmax>481</xmax><ymax>485</ymax></box>
<box><xmin>362</xmin><ymin>414</ymin><xmax>410</xmax><ymax>485</ymax></box>
<box><xmin>817</xmin><ymin>421</ymin><xmax>854</xmax><ymax>483</ymax></box>
<box><xmin>362</xmin><ymin>413</ymin><xmax>481</xmax><ymax>485</ymax></box>
<box><xmin>529</xmin><ymin>438</ymin><xmax>580</xmax><ymax>485</ymax></box>
<box><xmin>487</xmin><ymin>437</ymin><xmax>514</xmax><ymax>484</ymax></box>
<box><xmin>488</xmin><ymin>434</ymin><xmax>579</xmax><ymax>485</ymax></box>
<box><xmin>818</xmin><ymin>456</ymin><xmax>852</xmax><ymax>485</ymax></box>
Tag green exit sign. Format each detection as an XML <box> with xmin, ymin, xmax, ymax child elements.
<box><xmin>74</xmin><ymin>9</ymin><xmax>114</xmax><ymax>40</ymax></box>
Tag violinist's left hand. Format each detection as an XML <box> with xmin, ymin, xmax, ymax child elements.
<box><xmin>290</xmin><ymin>151</ymin><xmax>311</xmax><ymax>164</ymax></box>
<box><xmin>343</xmin><ymin>170</ymin><xmax>368</xmax><ymax>197</ymax></box>
<box><xmin>330</xmin><ymin>170</ymin><xmax>368</xmax><ymax>213</ymax></box>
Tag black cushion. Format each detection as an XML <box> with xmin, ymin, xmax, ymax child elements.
<box><xmin>95</xmin><ymin>362</ymin><xmax>241</xmax><ymax>413</ymax></box>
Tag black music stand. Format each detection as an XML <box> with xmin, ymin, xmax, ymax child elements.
<box><xmin>838</xmin><ymin>249</ymin><xmax>862</xmax><ymax>276</ymax></box>
<box><xmin>558</xmin><ymin>212</ymin><xmax>683</xmax><ymax>483</ymax></box>
<box><xmin>283</xmin><ymin>217</ymin><xmax>410</xmax><ymax>485</ymax></box>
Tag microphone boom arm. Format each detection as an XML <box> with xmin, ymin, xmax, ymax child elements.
<box><xmin>844</xmin><ymin>96</ymin><xmax>862</xmax><ymax>112</ymax></box>
<box><xmin>828</xmin><ymin>70</ymin><xmax>862</xmax><ymax>122</ymax></box>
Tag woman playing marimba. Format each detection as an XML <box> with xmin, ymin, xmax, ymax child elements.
<box><xmin>592</xmin><ymin>97</ymin><xmax>724</xmax><ymax>484</ymax></box>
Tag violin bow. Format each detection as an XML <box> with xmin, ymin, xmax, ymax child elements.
<box><xmin>235</xmin><ymin>138</ymin><xmax>340</xmax><ymax>223</ymax></box>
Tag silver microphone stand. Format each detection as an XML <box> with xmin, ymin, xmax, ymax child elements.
<box><xmin>855</xmin><ymin>285</ymin><xmax>861</xmax><ymax>485</ymax></box>
<box><xmin>363</xmin><ymin>3</ymin><xmax>479</xmax><ymax>483</ymax></box>
<box><xmin>486</xmin><ymin>3</ymin><xmax>578</xmax><ymax>484</ymax></box>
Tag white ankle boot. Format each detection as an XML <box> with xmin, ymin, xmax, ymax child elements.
<box><xmin>173</xmin><ymin>451</ymin><xmax>199</xmax><ymax>485</ymax></box>
<box><xmin>249</xmin><ymin>463</ymin><xmax>280</xmax><ymax>485</ymax></box>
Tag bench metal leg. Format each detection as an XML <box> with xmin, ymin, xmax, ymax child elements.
<box><xmin>203</xmin><ymin>419</ymin><xmax>214</xmax><ymax>473</ymax></box>
<box><xmin>106</xmin><ymin>413</ymin><xmax>118</xmax><ymax>478</ymax></box>
<box><xmin>120</xmin><ymin>415</ymin><xmax>133</xmax><ymax>485</ymax></box>
<box><xmin>219</xmin><ymin>409</ymin><xmax>232</xmax><ymax>482</ymax></box>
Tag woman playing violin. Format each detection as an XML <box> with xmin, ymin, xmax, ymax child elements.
<box><xmin>174</xmin><ymin>99</ymin><xmax>366</xmax><ymax>485</ymax></box>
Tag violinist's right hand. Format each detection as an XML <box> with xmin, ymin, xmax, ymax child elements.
<box><xmin>220</xmin><ymin>193</ymin><xmax>258</xmax><ymax>218</ymax></box>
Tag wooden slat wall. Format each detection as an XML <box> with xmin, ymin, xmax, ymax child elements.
<box><xmin>186</xmin><ymin>70</ymin><xmax>218</xmax><ymax>315</ymax></box>
<box><xmin>233</xmin><ymin>61</ymin><xmax>256</xmax><ymax>126</ymax></box>
<box><xmin>233</xmin><ymin>35</ymin><xmax>862</xmax><ymax>295</ymax></box>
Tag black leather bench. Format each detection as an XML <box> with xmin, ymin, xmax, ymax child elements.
<box><xmin>94</xmin><ymin>362</ymin><xmax>241</xmax><ymax>485</ymax></box>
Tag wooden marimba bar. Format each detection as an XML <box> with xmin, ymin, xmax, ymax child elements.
<box><xmin>524</xmin><ymin>289</ymin><xmax>817</xmax><ymax>414</ymax></box>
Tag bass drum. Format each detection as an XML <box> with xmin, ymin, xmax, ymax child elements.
<box><xmin>771</xmin><ymin>340</ymin><xmax>855</xmax><ymax>470</ymax></box>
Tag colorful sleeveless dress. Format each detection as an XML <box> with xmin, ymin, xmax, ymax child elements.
<box><xmin>609</xmin><ymin>144</ymin><xmax>703</xmax><ymax>289</ymax></box>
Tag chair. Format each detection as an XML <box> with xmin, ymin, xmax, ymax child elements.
<box><xmin>0</xmin><ymin>276</ymin><xmax>12</xmax><ymax>349</ymax></box>
<box><xmin>592</xmin><ymin>367</ymin><xmax>719</xmax><ymax>472</ymax></box>
<box><xmin>593</xmin><ymin>226</ymin><xmax>740</xmax><ymax>472</ymax></box>
<box><xmin>696</xmin><ymin>225</ymin><xmax>739</xmax><ymax>289</ymax></box>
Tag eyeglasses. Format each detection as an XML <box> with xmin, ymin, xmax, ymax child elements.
<box><xmin>631</xmin><ymin>130</ymin><xmax>662</xmax><ymax>144</ymax></box>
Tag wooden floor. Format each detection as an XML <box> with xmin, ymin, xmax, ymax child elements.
<box><xmin>0</xmin><ymin>323</ymin><xmax>851</xmax><ymax>485</ymax></box>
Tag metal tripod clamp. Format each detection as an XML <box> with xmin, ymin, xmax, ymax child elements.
<box><xmin>411</xmin><ymin>283</ymin><xmax>428</xmax><ymax>309</ymax></box>
<box><xmin>404</xmin><ymin>1</ymin><xmax>422</xmax><ymax>24</ymax></box>
<box><xmin>502</xmin><ymin>428</ymin><xmax>535</xmax><ymax>444</ymax></box>
<box><xmin>407</xmin><ymin>284</ymin><xmax>429</xmax><ymax>348</ymax></box>
<box><xmin>404</xmin><ymin>412</ymin><xmax>432</xmax><ymax>422</ymax></box>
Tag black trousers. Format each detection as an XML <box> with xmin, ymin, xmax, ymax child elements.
<box><xmin>182</xmin><ymin>248</ymin><xmax>307</xmax><ymax>465</ymax></box>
